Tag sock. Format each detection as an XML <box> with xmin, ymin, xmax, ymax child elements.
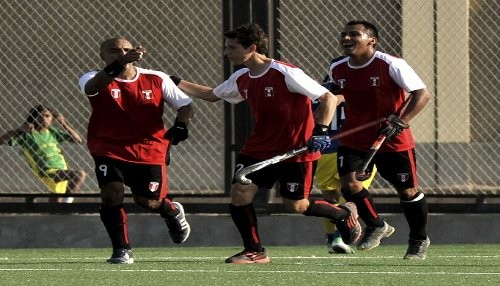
<box><xmin>156</xmin><ymin>199</ymin><xmax>180</xmax><ymax>219</ymax></box>
<box><xmin>401</xmin><ymin>192</ymin><xmax>428</xmax><ymax>240</ymax></box>
<box><xmin>99</xmin><ymin>204</ymin><xmax>130</xmax><ymax>250</ymax></box>
<box><xmin>343</xmin><ymin>188</ymin><xmax>384</xmax><ymax>227</ymax></box>
<box><xmin>303</xmin><ymin>199</ymin><xmax>347</xmax><ymax>222</ymax></box>
<box><xmin>229</xmin><ymin>203</ymin><xmax>262</xmax><ymax>252</ymax></box>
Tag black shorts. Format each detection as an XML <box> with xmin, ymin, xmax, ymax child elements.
<box><xmin>337</xmin><ymin>146</ymin><xmax>417</xmax><ymax>189</ymax></box>
<box><xmin>234</xmin><ymin>154</ymin><xmax>317</xmax><ymax>200</ymax></box>
<box><xmin>93</xmin><ymin>156</ymin><xmax>168</xmax><ymax>199</ymax></box>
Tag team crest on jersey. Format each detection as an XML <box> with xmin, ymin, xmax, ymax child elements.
<box><xmin>336</xmin><ymin>79</ymin><xmax>346</xmax><ymax>89</ymax></box>
<box><xmin>397</xmin><ymin>173</ymin><xmax>410</xmax><ymax>182</ymax></box>
<box><xmin>142</xmin><ymin>90</ymin><xmax>153</xmax><ymax>100</ymax></box>
<box><xmin>264</xmin><ymin>87</ymin><xmax>274</xmax><ymax>97</ymax></box>
<box><xmin>242</xmin><ymin>89</ymin><xmax>248</xmax><ymax>99</ymax></box>
<box><xmin>370</xmin><ymin>77</ymin><xmax>380</xmax><ymax>86</ymax></box>
<box><xmin>149</xmin><ymin>182</ymin><xmax>159</xmax><ymax>192</ymax></box>
<box><xmin>287</xmin><ymin>182</ymin><xmax>299</xmax><ymax>193</ymax></box>
<box><xmin>111</xmin><ymin>89</ymin><xmax>121</xmax><ymax>99</ymax></box>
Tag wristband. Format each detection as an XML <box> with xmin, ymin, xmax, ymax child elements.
<box><xmin>170</xmin><ymin>75</ymin><xmax>182</xmax><ymax>86</ymax></box>
<box><xmin>313</xmin><ymin>124</ymin><xmax>329</xmax><ymax>135</ymax></box>
<box><xmin>103</xmin><ymin>60</ymin><xmax>125</xmax><ymax>77</ymax></box>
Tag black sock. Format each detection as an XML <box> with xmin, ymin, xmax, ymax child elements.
<box><xmin>229</xmin><ymin>203</ymin><xmax>262</xmax><ymax>252</ymax></box>
<box><xmin>400</xmin><ymin>192</ymin><xmax>428</xmax><ymax>240</ymax></box>
<box><xmin>99</xmin><ymin>204</ymin><xmax>131</xmax><ymax>250</ymax></box>
<box><xmin>303</xmin><ymin>199</ymin><xmax>347</xmax><ymax>222</ymax></box>
<box><xmin>343</xmin><ymin>188</ymin><xmax>384</xmax><ymax>227</ymax></box>
<box><xmin>156</xmin><ymin>199</ymin><xmax>180</xmax><ymax>219</ymax></box>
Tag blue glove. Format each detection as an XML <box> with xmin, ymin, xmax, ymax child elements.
<box><xmin>308</xmin><ymin>124</ymin><xmax>332</xmax><ymax>152</ymax></box>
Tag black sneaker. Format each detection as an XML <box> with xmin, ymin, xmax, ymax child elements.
<box><xmin>225</xmin><ymin>248</ymin><xmax>271</xmax><ymax>264</ymax></box>
<box><xmin>404</xmin><ymin>237</ymin><xmax>430</xmax><ymax>260</ymax></box>
<box><xmin>165</xmin><ymin>202</ymin><xmax>191</xmax><ymax>244</ymax></box>
<box><xmin>336</xmin><ymin>202</ymin><xmax>362</xmax><ymax>245</ymax></box>
<box><xmin>106</xmin><ymin>248</ymin><xmax>134</xmax><ymax>264</ymax></box>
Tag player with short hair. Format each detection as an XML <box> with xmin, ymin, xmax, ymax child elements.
<box><xmin>330</xmin><ymin>20</ymin><xmax>431</xmax><ymax>259</ymax></box>
<box><xmin>0</xmin><ymin>104</ymin><xmax>86</xmax><ymax>203</ymax></box>
<box><xmin>173</xmin><ymin>23</ymin><xmax>362</xmax><ymax>264</ymax></box>
<box><xmin>79</xmin><ymin>37</ymin><xmax>193</xmax><ymax>264</ymax></box>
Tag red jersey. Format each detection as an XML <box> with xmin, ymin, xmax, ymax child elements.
<box><xmin>329</xmin><ymin>51</ymin><xmax>426</xmax><ymax>152</ymax></box>
<box><xmin>214</xmin><ymin>60</ymin><xmax>329</xmax><ymax>162</ymax></box>
<box><xmin>79</xmin><ymin>67</ymin><xmax>192</xmax><ymax>164</ymax></box>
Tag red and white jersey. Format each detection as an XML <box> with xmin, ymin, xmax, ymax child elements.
<box><xmin>79</xmin><ymin>67</ymin><xmax>192</xmax><ymax>164</ymax></box>
<box><xmin>329</xmin><ymin>51</ymin><xmax>426</xmax><ymax>152</ymax></box>
<box><xmin>214</xmin><ymin>59</ymin><xmax>329</xmax><ymax>161</ymax></box>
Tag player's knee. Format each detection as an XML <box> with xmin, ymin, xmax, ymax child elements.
<box><xmin>133</xmin><ymin>196</ymin><xmax>161</xmax><ymax>210</ymax></box>
<box><xmin>100</xmin><ymin>183</ymin><xmax>125</xmax><ymax>206</ymax></box>
<box><xmin>230</xmin><ymin>184</ymin><xmax>256</xmax><ymax>205</ymax></box>
<box><xmin>397</xmin><ymin>187</ymin><xmax>419</xmax><ymax>200</ymax></box>
<box><xmin>283</xmin><ymin>199</ymin><xmax>308</xmax><ymax>213</ymax></box>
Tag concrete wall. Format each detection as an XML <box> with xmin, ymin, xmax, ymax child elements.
<box><xmin>1</xmin><ymin>213</ymin><xmax>498</xmax><ymax>248</ymax></box>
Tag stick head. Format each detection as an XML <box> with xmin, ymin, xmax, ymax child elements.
<box><xmin>235</xmin><ymin>170</ymin><xmax>253</xmax><ymax>185</ymax></box>
<box><xmin>355</xmin><ymin>171</ymin><xmax>372</xmax><ymax>181</ymax></box>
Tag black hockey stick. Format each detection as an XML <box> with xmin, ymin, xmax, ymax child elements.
<box><xmin>354</xmin><ymin>95</ymin><xmax>413</xmax><ymax>181</ymax></box>
<box><xmin>235</xmin><ymin>117</ymin><xmax>387</xmax><ymax>185</ymax></box>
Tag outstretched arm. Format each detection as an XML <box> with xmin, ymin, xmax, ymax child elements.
<box><xmin>84</xmin><ymin>47</ymin><xmax>146</xmax><ymax>95</ymax></box>
<box><xmin>176</xmin><ymin>79</ymin><xmax>220</xmax><ymax>102</ymax></box>
<box><xmin>0</xmin><ymin>123</ymin><xmax>33</xmax><ymax>145</ymax></box>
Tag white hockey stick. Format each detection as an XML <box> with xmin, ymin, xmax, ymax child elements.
<box><xmin>235</xmin><ymin>117</ymin><xmax>386</xmax><ymax>184</ymax></box>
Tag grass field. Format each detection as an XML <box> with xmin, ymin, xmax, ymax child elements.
<box><xmin>1</xmin><ymin>244</ymin><xmax>499</xmax><ymax>286</ymax></box>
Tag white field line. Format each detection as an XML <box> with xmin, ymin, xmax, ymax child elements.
<box><xmin>1</xmin><ymin>255</ymin><xmax>499</xmax><ymax>261</ymax></box>
<box><xmin>0</xmin><ymin>268</ymin><xmax>499</xmax><ymax>276</ymax></box>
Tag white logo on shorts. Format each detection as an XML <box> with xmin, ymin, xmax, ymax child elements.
<box><xmin>149</xmin><ymin>182</ymin><xmax>159</xmax><ymax>192</ymax></box>
<box><xmin>397</xmin><ymin>173</ymin><xmax>409</xmax><ymax>182</ymax></box>
<box><xmin>287</xmin><ymin>182</ymin><xmax>299</xmax><ymax>193</ymax></box>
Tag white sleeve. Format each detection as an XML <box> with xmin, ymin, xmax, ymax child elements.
<box><xmin>284</xmin><ymin>67</ymin><xmax>329</xmax><ymax>100</ymax></box>
<box><xmin>213</xmin><ymin>70</ymin><xmax>246</xmax><ymax>104</ymax></box>
<box><xmin>161</xmin><ymin>74</ymin><xmax>193</xmax><ymax>110</ymax></box>
<box><xmin>78</xmin><ymin>71</ymin><xmax>99</xmax><ymax>96</ymax></box>
<box><xmin>389</xmin><ymin>59</ymin><xmax>426</xmax><ymax>92</ymax></box>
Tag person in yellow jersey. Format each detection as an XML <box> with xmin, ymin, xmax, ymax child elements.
<box><xmin>314</xmin><ymin>60</ymin><xmax>377</xmax><ymax>253</ymax></box>
<box><xmin>0</xmin><ymin>104</ymin><xmax>86</xmax><ymax>203</ymax></box>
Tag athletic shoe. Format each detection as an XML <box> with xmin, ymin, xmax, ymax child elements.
<box><xmin>336</xmin><ymin>202</ymin><xmax>362</xmax><ymax>245</ymax></box>
<box><xmin>106</xmin><ymin>248</ymin><xmax>134</xmax><ymax>264</ymax></box>
<box><xmin>225</xmin><ymin>248</ymin><xmax>271</xmax><ymax>264</ymax></box>
<box><xmin>327</xmin><ymin>231</ymin><xmax>355</xmax><ymax>254</ymax></box>
<box><xmin>404</xmin><ymin>237</ymin><xmax>430</xmax><ymax>260</ymax></box>
<box><xmin>165</xmin><ymin>202</ymin><xmax>191</xmax><ymax>244</ymax></box>
<box><xmin>357</xmin><ymin>221</ymin><xmax>395</xmax><ymax>250</ymax></box>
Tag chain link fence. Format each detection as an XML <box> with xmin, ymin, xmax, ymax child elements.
<box><xmin>0</xmin><ymin>0</ymin><xmax>498</xmax><ymax>197</ymax></box>
<box><xmin>0</xmin><ymin>0</ymin><xmax>225</xmax><ymax>194</ymax></box>
<box><xmin>277</xmin><ymin>0</ymin><xmax>499</xmax><ymax>195</ymax></box>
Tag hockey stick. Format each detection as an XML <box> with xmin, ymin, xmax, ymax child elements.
<box><xmin>235</xmin><ymin>117</ymin><xmax>387</xmax><ymax>185</ymax></box>
<box><xmin>354</xmin><ymin>95</ymin><xmax>413</xmax><ymax>181</ymax></box>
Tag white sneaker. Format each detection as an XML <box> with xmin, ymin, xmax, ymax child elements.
<box><xmin>357</xmin><ymin>221</ymin><xmax>395</xmax><ymax>250</ymax></box>
<box><xmin>327</xmin><ymin>231</ymin><xmax>355</xmax><ymax>254</ymax></box>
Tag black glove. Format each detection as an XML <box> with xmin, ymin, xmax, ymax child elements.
<box><xmin>322</xmin><ymin>81</ymin><xmax>341</xmax><ymax>94</ymax></box>
<box><xmin>308</xmin><ymin>124</ymin><xmax>332</xmax><ymax>152</ymax></box>
<box><xmin>165</xmin><ymin>119</ymin><xmax>188</xmax><ymax>145</ymax></box>
<box><xmin>378</xmin><ymin>114</ymin><xmax>410</xmax><ymax>140</ymax></box>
